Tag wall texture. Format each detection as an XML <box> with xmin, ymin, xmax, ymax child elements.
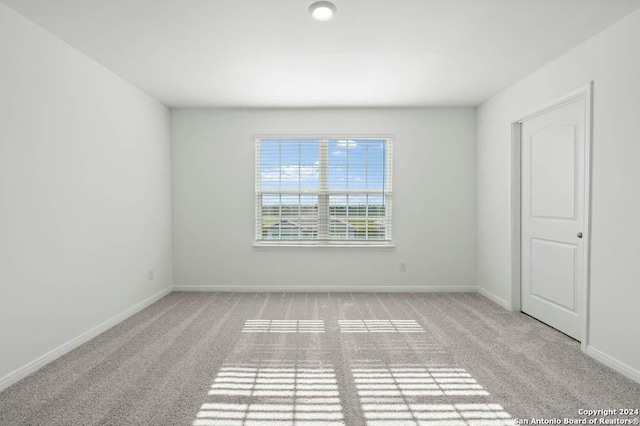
<box><xmin>0</xmin><ymin>3</ymin><xmax>173</xmax><ymax>387</ymax></box>
<box><xmin>171</xmin><ymin>108</ymin><xmax>476</xmax><ymax>291</ymax></box>
<box><xmin>477</xmin><ymin>9</ymin><xmax>640</xmax><ymax>380</ymax></box>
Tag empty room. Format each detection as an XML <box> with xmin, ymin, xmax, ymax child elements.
<box><xmin>1</xmin><ymin>0</ymin><xmax>640</xmax><ymax>425</ymax></box>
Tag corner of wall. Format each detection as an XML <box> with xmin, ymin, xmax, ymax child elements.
<box><xmin>477</xmin><ymin>286</ymin><xmax>510</xmax><ymax>310</ymax></box>
<box><xmin>0</xmin><ymin>287</ymin><xmax>172</xmax><ymax>393</ymax></box>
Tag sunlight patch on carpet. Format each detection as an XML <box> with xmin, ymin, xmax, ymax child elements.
<box><xmin>352</xmin><ymin>363</ymin><xmax>488</xmax><ymax>397</ymax></box>
<box><xmin>352</xmin><ymin>361</ymin><xmax>513</xmax><ymax>426</ymax></box>
<box><xmin>194</xmin><ymin>361</ymin><xmax>344</xmax><ymax>426</ymax></box>
<box><xmin>339</xmin><ymin>320</ymin><xmax>425</xmax><ymax>333</ymax></box>
<box><xmin>242</xmin><ymin>320</ymin><xmax>326</xmax><ymax>333</ymax></box>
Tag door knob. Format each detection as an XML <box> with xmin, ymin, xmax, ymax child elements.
<box><xmin>577</xmin><ymin>232</ymin><xmax>583</xmax><ymax>238</ymax></box>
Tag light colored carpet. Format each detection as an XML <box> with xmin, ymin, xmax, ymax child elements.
<box><xmin>0</xmin><ymin>292</ymin><xmax>638</xmax><ymax>425</ymax></box>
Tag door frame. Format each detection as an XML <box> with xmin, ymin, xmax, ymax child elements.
<box><xmin>510</xmin><ymin>82</ymin><xmax>593</xmax><ymax>351</ymax></box>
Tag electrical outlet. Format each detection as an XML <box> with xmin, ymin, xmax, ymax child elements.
<box><xmin>399</xmin><ymin>262</ymin><xmax>407</xmax><ymax>272</ymax></box>
<box><xmin>148</xmin><ymin>269</ymin><xmax>154</xmax><ymax>281</ymax></box>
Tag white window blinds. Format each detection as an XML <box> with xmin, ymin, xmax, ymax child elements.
<box><xmin>255</xmin><ymin>138</ymin><xmax>393</xmax><ymax>245</ymax></box>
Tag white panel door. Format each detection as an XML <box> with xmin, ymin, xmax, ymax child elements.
<box><xmin>521</xmin><ymin>96</ymin><xmax>586</xmax><ymax>341</ymax></box>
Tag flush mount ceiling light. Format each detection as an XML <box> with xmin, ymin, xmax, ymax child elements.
<box><xmin>309</xmin><ymin>1</ymin><xmax>337</xmax><ymax>21</ymax></box>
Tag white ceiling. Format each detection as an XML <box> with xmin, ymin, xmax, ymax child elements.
<box><xmin>3</xmin><ymin>0</ymin><xmax>640</xmax><ymax>107</ymax></box>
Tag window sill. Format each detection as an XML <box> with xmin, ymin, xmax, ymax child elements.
<box><xmin>253</xmin><ymin>242</ymin><xmax>395</xmax><ymax>250</ymax></box>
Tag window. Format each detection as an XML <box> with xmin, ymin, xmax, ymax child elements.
<box><xmin>255</xmin><ymin>138</ymin><xmax>392</xmax><ymax>246</ymax></box>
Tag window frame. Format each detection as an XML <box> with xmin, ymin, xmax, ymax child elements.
<box><xmin>254</xmin><ymin>136</ymin><xmax>394</xmax><ymax>247</ymax></box>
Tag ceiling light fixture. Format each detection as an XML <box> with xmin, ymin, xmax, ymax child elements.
<box><xmin>309</xmin><ymin>1</ymin><xmax>337</xmax><ymax>21</ymax></box>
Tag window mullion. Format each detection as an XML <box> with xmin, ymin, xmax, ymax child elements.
<box><xmin>365</xmin><ymin>143</ymin><xmax>369</xmax><ymax>240</ymax></box>
<box><xmin>318</xmin><ymin>139</ymin><xmax>329</xmax><ymax>241</ymax></box>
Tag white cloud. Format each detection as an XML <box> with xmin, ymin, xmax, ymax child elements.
<box><xmin>261</xmin><ymin>165</ymin><xmax>319</xmax><ymax>182</ymax></box>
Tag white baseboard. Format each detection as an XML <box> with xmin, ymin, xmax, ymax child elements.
<box><xmin>0</xmin><ymin>286</ymin><xmax>173</xmax><ymax>393</ymax></box>
<box><xmin>585</xmin><ymin>345</ymin><xmax>640</xmax><ymax>385</ymax></box>
<box><xmin>173</xmin><ymin>285</ymin><xmax>477</xmax><ymax>293</ymax></box>
<box><xmin>477</xmin><ymin>286</ymin><xmax>511</xmax><ymax>310</ymax></box>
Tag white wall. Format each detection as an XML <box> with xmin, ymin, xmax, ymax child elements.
<box><xmin>477</xmin><ymin>10</ymin><xmax>640</xmax><ymax>379</ymax></box>
<box><xmin>172</xmin><ymin>108</ymin><xmax>476</xmax><ymax>291</ymax></box>
<box><xmin>0</xmin><ymin>3</ymin><xmax>173</xmax><ymax>388</ymax></box>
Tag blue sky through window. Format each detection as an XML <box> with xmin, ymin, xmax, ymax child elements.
<box><xmin>260</xmin><ymin>139</ymin><xmax>319</xmax><ymax>191</ymax></box>
<box><xmin>260</xmin><ymin>139</ymin><xmax>386</xmax><ymax>205</ymax></box>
